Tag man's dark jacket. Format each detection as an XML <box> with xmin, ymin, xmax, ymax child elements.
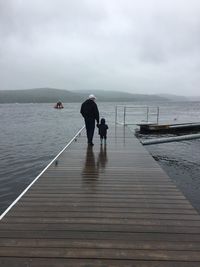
<box><xmin>80</xmin><ymin>99</ymin><xmax>99</xmax><ymax>123</ymax></box>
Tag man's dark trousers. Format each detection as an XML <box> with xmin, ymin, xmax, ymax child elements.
<box><xmin>85</xmin><ymin>118</ymin><xmax>95</xmax><ymax>144</ymax></box>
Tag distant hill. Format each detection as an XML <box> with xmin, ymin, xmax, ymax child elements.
<box><xmin>0</xmin><ymin>88</ymin><xmax>199</xmax><ymax>103</ymax></box>
<box><xmin>157</xmin><ymin>94</ymin><xmax>188</xmax><ymax>101</ymax></box>
<box><xmin>0</xmin><ymin>88</ymin><xmax>169</xmax><ymax>103</ymax></box>
<box><xmin>75</xmin><ymin>90</ymin><xmax>168</xmax><ymax>102</ymax></box>
<box><xmin>0</xmin><ymin>88</ymin><xmax>83</xmax><ymax>103</ymax></box>
<box><xmin>187</xmin><ymin>96</ymin><xmax>200</xmax><ymax>101</ymax></box>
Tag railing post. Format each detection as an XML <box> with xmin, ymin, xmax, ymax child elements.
<box><xmin>115</xmin><ymin>106</ymin><xmax>117</xmax><ymax>125</ymax></box>
<box><xmin>146</xmin><ymin>107</ymin><xmax>149</xmax><ymax>123</ymax></box>
<box><xmin>157</xmin><ymin>107</ymin><xmax>159</xmax><ymax>124</ymax></box>
<box><xmin>123</xmin><ymin>106</ymin><xmax>126</xmax><ymax>126</ymax></box>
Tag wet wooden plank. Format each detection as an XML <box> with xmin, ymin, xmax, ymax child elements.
<box><xmin>14</xmin><ymin>202</ymin><xmax>193</xmax><ymax>209</ymax></box>
<box><xmin>1</xmin><ymin>230</ymin><xmax>200</xmax><ymax>242</ymax></box>
<box><xmin>11</xmin><ymin>205</ymin><xmax>198</xmax><ymax>214</ymax></box>
<box><xmin>2</xmin><ymin>217</ymin><xmax>200</xmax><ymax>227</ymax></box>
<box><xmin>6</xmin><ymin>211</ymin><xmax>200</xmax><ymax>220</ymax></box>
<box><xmin>1</xmin><ymin>247</ymin><xmax>200</xmax><ymax>261</ymax></box>
<box><xmin>1</xmin><ymin>223</ymin><xmax>200</xmax><ymax>234</ymax></box>
<box><xmin>0</xmin><ymin>258</ymin><xmax>199</xmax><ymax>267</ymax></box>
<box><xmin>1</xmin><ymin>238</ymin><xmax>200</xmax><ymax>250</ymax></box>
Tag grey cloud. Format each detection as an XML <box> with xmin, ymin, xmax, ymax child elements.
<box><xmin>0</xmin><ymin>0</ymin><xmax>200</xmax><ymax>95</ymax></box>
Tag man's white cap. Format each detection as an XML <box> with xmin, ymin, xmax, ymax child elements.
<box><xmin>88</xmin><ymin>94</ymin><xmax>96</xmax><ymax>100</ymax></box>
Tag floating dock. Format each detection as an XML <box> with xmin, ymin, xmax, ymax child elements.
<box><xmin>0</xmin><ymin>125</ymin><xmax>200</xmax><ymax>266</ymax></box>
<box><xmin>138</xmin><ymin>122</ymin><xmax>200</xmax><ymax>134</ymax></box>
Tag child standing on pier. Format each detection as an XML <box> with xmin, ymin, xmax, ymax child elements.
<box><xmin>97</xmin><ymin>118</ymin><xmax>108</xmax><ymax>145</ymax></box>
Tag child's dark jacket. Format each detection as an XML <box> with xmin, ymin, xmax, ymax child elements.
<box><xmin>97</xmin><ymin>122</ymin><xmax>108</xmax><ymax>137</ymax></box>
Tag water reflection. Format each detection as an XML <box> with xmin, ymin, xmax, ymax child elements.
<box><xmin>97</xmin><ymin>144</ymin><xmax>108</xmax><ymax>170</ymax></box>
<box><xmin>82</xmin><ymin>144</ymin><xmax>108</xmax><ymax>182</ymax></box>
<box><xmin>82</xmin><ymin>145</ymin><xmax>99</xmax><ymax>180</ymax></box>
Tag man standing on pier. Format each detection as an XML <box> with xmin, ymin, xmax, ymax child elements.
<box><xmin>80</xmin><ymin>94</ymin><xmax>99</xmax><ymax>146</ymax></box>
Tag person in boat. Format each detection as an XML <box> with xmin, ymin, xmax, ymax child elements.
<box><xmin>54</xmin><ymin>101</ymin><xmax>64</xmax><ymax>109</ymax></box>
<box><xmin>80</xmin><ymin>94</ymin><xmax>99</xmax><ymax>146</ymax></box>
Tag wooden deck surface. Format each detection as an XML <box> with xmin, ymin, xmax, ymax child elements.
<box><xmin>0</xmin><ymin>125</ymin><xmax>200</xmax><ymax>266</ymax></box>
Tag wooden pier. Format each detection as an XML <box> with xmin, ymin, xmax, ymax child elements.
<box><xmin>1</xmin><ymin>125</ymin><xmax>200</xmax><ymax>266</ymax></box>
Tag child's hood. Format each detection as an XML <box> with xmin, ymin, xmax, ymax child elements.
<box><xmin>100</xmin><ymin>118</ymin><xmax>106</xmax><ymax>124</ymax></box>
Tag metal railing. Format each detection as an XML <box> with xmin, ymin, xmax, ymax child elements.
<box><xmin>115</xmin><ymin>105</ymin><xmax>160</xmax><ymax>126</ymax></box>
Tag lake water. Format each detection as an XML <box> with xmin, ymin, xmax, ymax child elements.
<box><xmin>1</xmin><ymin>101</ymin><xmax>200</xmax><ymax>214</ymax></box>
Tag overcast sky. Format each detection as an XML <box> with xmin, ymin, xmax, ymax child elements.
<box><xmin>0</xmin><ymin>0</ymin><xmax>200</xmax><ymax>95</ymax></box>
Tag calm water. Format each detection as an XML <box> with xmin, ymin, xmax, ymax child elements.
<box><xmin>1</xmin><ymin>101</ymin><xmax>200</xmax><ymax>214</ymax></box>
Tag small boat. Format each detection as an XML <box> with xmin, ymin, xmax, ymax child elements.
<box><xmin>54</xmin><ymin>101</ymin><xmax>64</xmax><ymax>109</ymax></box>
